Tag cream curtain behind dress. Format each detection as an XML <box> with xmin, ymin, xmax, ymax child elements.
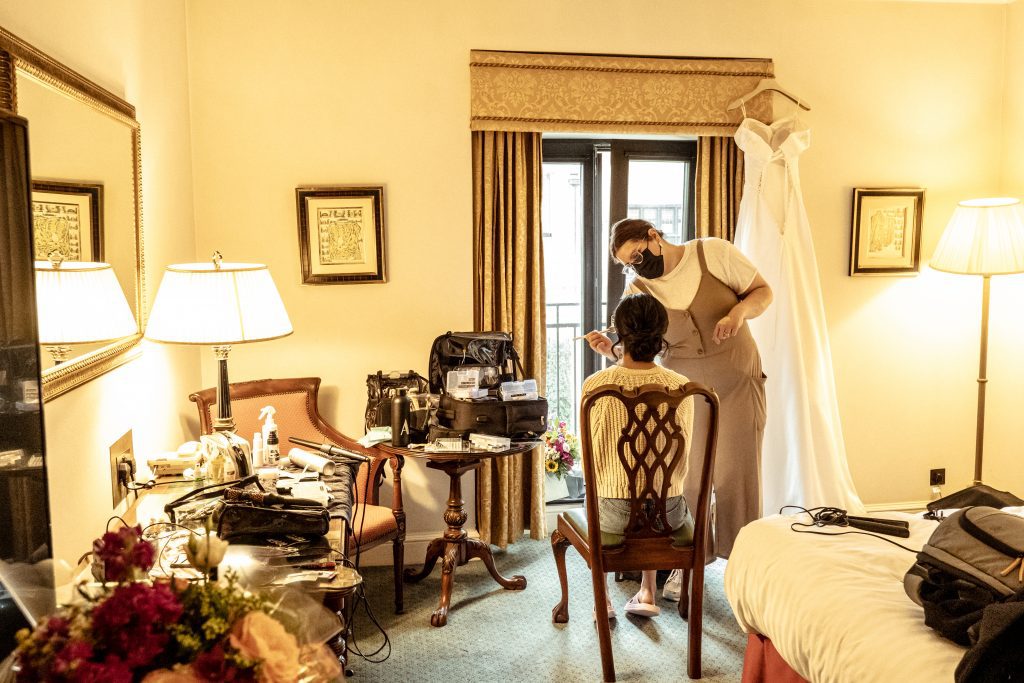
<box><xmin>695</xmin><ymin>136</ymin><xmax>744</xmax><ymax>241</ymax></box>
<box><xmin>472</xmin><ymin>130</ymin><xmax>547</xmax><ymax>547</ymax></box>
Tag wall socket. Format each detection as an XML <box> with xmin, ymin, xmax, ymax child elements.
<box><xmin>930</xmin><ymin>468</ymin><xmax>946</xmax><ymax>487</ymax></box>
<box><xmin>109</xmin><ymin>430</ymin><xmax>134</xmax><ymax>508</ymax></box>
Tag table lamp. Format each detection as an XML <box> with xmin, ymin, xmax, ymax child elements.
<box><xmin>34</xmin><ymin>258</ymin><xmax>137</xmax><ymax>364</ymax></box>
<box><xmin>930</xmin><ymin>197</ymin><xmax>1024</xmax><ymax>490</ymax></box>
<box><xmin>145</xmin><ymin>252</ymin><xmax>293</xmax><ymax>437</ymax></box>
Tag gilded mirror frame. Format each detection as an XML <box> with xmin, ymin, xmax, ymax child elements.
<box><xmin>0</xmin><ymin>27</ymin><xmax>144</xmax><ymax>400</ymax></box>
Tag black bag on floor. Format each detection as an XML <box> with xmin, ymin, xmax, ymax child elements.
<box><xmin>428</xmin><ymin>331</ymin><xmax>547</xmax><ymax>438</ymax></box>
<box><xmin>904</xmin><ymin>506</ymin><xmax>1024</xmax><ymax>645</ymax></box>
<box><xmin>365</xmin><ymin>370</ymin><xmax>429</xmax><ymax>432</ymax></box>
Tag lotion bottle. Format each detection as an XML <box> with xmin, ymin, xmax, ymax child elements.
<box><xmin>259</xmin><ymin>406</ymin><xmax>280</xmax><ymax>465</ymax></box>
<box><xmin>252</xmin><ymin>432</ymin><xmax>265</xmax><ymax>469</ymax></box>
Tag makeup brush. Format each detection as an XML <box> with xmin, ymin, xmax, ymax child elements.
<box><xmin>573</xmin><ymin>327</ymin><xmax>615</xmax><ymax>341</ymax></box>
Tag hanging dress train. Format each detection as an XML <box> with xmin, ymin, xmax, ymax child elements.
<box><xmin>732</xmin><ymin>116</ymin><xmax>864</xmax><ymax>516</ymax></box>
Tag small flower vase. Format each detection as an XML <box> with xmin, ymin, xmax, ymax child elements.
<box><xmin>565</xmin><ymin>471</ymin><xmax>585</xmax><ymax>500</ymax></box>
<box><xmin>544</xmin><ymin>472</ymin><xmax>570</xmax><ymax>503</ymax></box>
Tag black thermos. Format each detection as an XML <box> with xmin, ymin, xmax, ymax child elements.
<box><xmin>391</xmin><ymin>388</ymin><xmax>411</xmax><ymax>447</ymax></box>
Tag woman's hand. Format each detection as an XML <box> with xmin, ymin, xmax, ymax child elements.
<box><xmin>712</xmin><ymin>272</ymin><xmax>772</xmax><ymax>344</ymax></box>
<box><xmin>713</xmin><ymin>312</ymin><xmax>746</xmax><ymax>344</ymax></box>
<box><xmin>583</xmin><ymin>330</ymin><xmax>614</xmax><ymax>358</ymax></box>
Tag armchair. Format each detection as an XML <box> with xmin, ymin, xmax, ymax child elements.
<box><xmin>189</xmin><ymin>377</ymin><xmax>405</xmax><ymax>613</ymax></box>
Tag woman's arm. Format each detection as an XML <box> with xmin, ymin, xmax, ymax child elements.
<box><xmin>712</xmin><ymin>273</ymin><xmax>773</xmax><ymax>344</ymax></box>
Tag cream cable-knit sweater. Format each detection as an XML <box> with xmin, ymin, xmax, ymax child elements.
<box><xmin>580</xmin><ymin>365</ymin><xmax>694</xmax><ymax>500</ymax></box>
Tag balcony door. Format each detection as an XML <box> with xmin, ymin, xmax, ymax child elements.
<box><xmin>541</xmin><ymin>138</ymin><xmax>696</xmax><ymax>431</ymax></box>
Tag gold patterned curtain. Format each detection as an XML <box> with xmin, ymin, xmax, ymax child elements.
<box><xmin>472</xmin><ymin>131</ymin><xmax>547</xmax><ymax>547</ymax></box>
<box><xmin>471</xmin><ymin>50</ymin><xmax>773</xmax><ymax>135</ymax></box>
<box><xmin>695</xmin><ymin>136</ymin><xmax>745</xmax><ymax>241</ymax></box>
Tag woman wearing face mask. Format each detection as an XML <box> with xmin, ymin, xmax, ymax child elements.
<box><xmin>583</xmin><ymin>218</ymin><xmax>772</xmax><ymax>569</ymax></box>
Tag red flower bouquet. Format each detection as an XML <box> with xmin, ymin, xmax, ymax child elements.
<box><xmin>13</xmin><ymin>525</ymin><xmax>340</xmax><ymax>682</ymax></box>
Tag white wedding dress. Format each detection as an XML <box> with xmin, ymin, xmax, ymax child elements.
<box><xmin>733</xmin><ymin>116</ymin><xmax>864</xmax><ymax>516</ymax></box>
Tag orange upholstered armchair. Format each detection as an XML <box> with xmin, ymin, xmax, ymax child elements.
<box><xmin>189</xmin><ymin>377</ymin><xmax>406</xmax><ymax>613</ymax></box>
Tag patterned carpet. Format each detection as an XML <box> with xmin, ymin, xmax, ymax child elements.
<box><xmin>347</xmin><ymin>537</ymin><xmax>746</xmax><ymax>682</ymax></box>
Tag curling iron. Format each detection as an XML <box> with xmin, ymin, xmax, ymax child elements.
<box><xmin>288</xmin><ymin>437</ymin><xmax>373</xmax><ymax>464</ymax></box>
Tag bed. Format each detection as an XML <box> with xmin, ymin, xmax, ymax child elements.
<box><xmin>724</xmin><ymin>511</ymin><xmax>966</xmax><ymax>682</ymax></box>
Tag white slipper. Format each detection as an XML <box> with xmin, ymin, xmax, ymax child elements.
<box><xmin>593</xmin><ymin>604</ymin><xmax>617</xmax><ymax>622</ymax></box>
<box><xmin>624</xmin><ymin>595</ymin><xmax>661</xmax><ymax>617</ymax></box>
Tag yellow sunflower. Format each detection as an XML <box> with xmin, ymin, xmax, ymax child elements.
<box><xmin>545</xmin><ymin>459</ymin><xmax>559</xmax><ymax>473</ymax></box>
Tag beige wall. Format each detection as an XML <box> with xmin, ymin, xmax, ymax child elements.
<box><xmin>186</xmin><ymin>0</ymin><xmax>1012</xmax><ymax>527</ymax></box>
<box><xmin>991</xmin><ymin>0</ymin><xmax>1024</xmax><ymax>494</ymax></box>
<box><xmin>0</xmin><ymin>1</ymin><xmax>201</xmax><ymax>571</ymax></box>
<box><xmin>1006</xmin><ymin>2</ymin><xmax>1024</xmax><ymax>194</ymax></box>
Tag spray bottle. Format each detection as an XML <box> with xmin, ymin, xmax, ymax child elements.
<box><xmin>259</xmin><ymin>406</ymin><xmax>280</xmax><ymax>465</ymax></box>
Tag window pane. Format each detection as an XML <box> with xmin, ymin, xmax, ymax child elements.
<box><xmin>542</xmin><ymin>162</ymin><xmax>584</xmax><ymax>431</ymax></box>
<box><xmin>626</xmin><ymin>160</ymin><xmax>689</xmax><ymax>245</ymax></box>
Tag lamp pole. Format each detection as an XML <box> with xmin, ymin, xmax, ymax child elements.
<box><xmin>973</xmin><ymin>275</ymin><xmax>990</xmax><ymax>486</ymax></box>
<box><xmin>212</xmin><ymin>344</ymin><xmax>235</xmax><ymax>433</ymax></box>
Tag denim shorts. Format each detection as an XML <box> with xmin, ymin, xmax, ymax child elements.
<box><xmin>598</xmin><ymin>495</ymin><xmax>690</xmax><ymax>535</ymax></box>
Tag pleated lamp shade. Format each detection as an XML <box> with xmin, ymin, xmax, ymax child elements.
<box><xmin>930</xmin><ymin>198</ymin><xmax>1024</xmax><ymax>276</ymax></box>
<box><xmin>34</xmin><ymin>261</ymin><xmax>137</xmax><ymax>344</ymax></box>
<box><xmin>145</xmin><ymin>261</ymin><xmax>292</xmax><ymax>345</ymax></box>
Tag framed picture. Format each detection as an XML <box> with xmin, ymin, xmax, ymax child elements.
<box><xmin>295</xmin><ymin>185</ymin><xmax>386</xmax><ymax>284</ymax></box>
<box><xmin>849</xmin><ymin>188</ymin><xmax>924</xmax><ymax>276</ymax></box>
<box><xmin>31</xmin><ymin>180</ymin><xmax>104</xmax><ymax>263</ymax></box>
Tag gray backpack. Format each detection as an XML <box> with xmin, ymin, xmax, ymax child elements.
<box><xmin>904</xmin><ymin>506</ymin><xmax>1024</xmax><ymax>645</ymax></box>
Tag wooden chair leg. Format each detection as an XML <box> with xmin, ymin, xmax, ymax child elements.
<box><xmin>550</xmin><ymin>529</ymin><xmax>571</xmax><ymax>623</ymax></box>
<box><xmin>591</xmin><ymin>566</ymin><xmax>616</xmax><ymax>682</ymax></box>
<box><xmin>687</xmin><ymin>565</ymin><xmax>704</xmax><ymax>679</ymax></box>
<box><xmin>393</xmin><ymin>536</ymin><xmax>405</xmax><ymax>614</ymax></box>
<box><xmin>678</xmin><ymin>567</ymin><xmax>691</xmax><ymax>620</ymax></box>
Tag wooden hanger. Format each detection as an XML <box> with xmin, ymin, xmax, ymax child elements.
<box><xmin>727</xmin><ymin>78</ymin><xmax>811</xmax><ymax>112</ymax></box>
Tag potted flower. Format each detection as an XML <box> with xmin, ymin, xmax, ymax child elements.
<box><xmin>542</xmin><ymin>421</ymin><xmax>580</xmax><ymax>503</ymax></box>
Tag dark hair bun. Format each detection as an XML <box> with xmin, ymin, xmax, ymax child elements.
<box><xmin>613</xmin><ymin>293</ymin><xmax>668</xmax><ymax>363</ymax></box>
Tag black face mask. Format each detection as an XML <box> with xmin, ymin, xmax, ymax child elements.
<box><xmin>632</xmin><ymin>247</ymin><xmax>665</xmax><ymax>279</ymax></box>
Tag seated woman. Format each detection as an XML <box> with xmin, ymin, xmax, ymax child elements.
<box><xmin>581</xmin><ymin>293</ymin><xmax>695</xmax><ymax>618</ymax></box>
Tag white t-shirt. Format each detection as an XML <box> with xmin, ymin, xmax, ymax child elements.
<box><xmin>624</xmin><ymin>237</ymin><xmax>758</xmax><ymax>310</ymax></box>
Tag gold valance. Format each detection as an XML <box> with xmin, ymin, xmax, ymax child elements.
<box><xmin>470</xmin><ymin>50</ymin><xmax>773</xmax><ymax>136</ymax></box>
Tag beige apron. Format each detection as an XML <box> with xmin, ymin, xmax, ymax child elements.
<box><xmin>633</xmin><ymin>241</ymin><xmax>766</xmax><ymax>558</ymax></box>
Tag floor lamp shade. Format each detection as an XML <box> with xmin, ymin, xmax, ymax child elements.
<box><xmin>930</xmin><ymin>197</ymin><xmax>1024</xmax><ymax>487</ymax></box>
<box><xmin>145</xmin><ymin>262</ymin><xmax>292</xmax><ymax>344</ymax></box>
<box><xmin>34</xmin><ymin>261</ymin><xmax>137</xmax><ymax>345</ymax></box>
<box><xmin>930</xmin><ymin>198</ymin><xmax>1024</xmax><ymax>276</ymax></box>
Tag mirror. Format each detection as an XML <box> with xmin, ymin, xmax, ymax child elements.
<box><xmin>0</xmin><ymin>27</ymin><xmax>143</xmax><ymax>400</ymax></box>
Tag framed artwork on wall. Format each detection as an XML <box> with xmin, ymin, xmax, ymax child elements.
<box><xmin>31</xmin><ymin>180</ymin><xmax>104</xmax><ymax>263</ymax></box>
<box><xmin>849</xmin><ymin>188</ymin><xmax>924</xmax><ymax>276</ymax></box>
<box><xmin>295</xmin><ymin>185</ymin><xmax>387</xmax><ymax>284</ymax></box>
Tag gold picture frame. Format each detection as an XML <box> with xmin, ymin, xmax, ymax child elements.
<box><xmin>295</xmin><ymin>185</ymin><xmax>386</xmax><ymax>284</ymax></box>
<box><xmin>31</xmin><ymin>180</ymin><xmax>104</xmax><ymax>263</ymax></box>
<box><xmin>850</xmin><ymin>187</ymin><xmax>924</xmax><ymax>276</ymax></box>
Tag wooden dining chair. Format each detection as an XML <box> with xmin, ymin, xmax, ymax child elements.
<box><xmin>189</xmin><ymin>376</ymin><xmax>406</xmax><ymax>613</ymax></box>
<box><xmin>550</xmin><ymin>382</ymin><xmax>719</xmax><ymax>681</ymax></box>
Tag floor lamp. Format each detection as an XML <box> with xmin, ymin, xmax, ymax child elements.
<box><xmin>145</xmin><ymin>253</ymin><xmax>292</xmax><ymax>474</ymax></box>
<box><xmin>930</xmin><ymin>198</ymin><xmax>1024</xmax><ymax>500</ymax></box>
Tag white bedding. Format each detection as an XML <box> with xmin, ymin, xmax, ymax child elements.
<box><xmin>724</xmin><ymin>512</ymin><xmax>966</xmax><ymax>683</ymax></box>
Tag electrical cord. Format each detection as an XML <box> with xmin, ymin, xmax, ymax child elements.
<box><xmin>781</xmin><ymin>505</ymin><xmax>920</xmax><ymax>553</ymax></box>
<box><xmin>330</xmin><ymin>456</ymin><xmax>393</xmax><ymax>666</ymax></box>
<box><xmin>330</xmin><ymin>550</ymin><xmax>392</xmax><ymax>663</ymax></box>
